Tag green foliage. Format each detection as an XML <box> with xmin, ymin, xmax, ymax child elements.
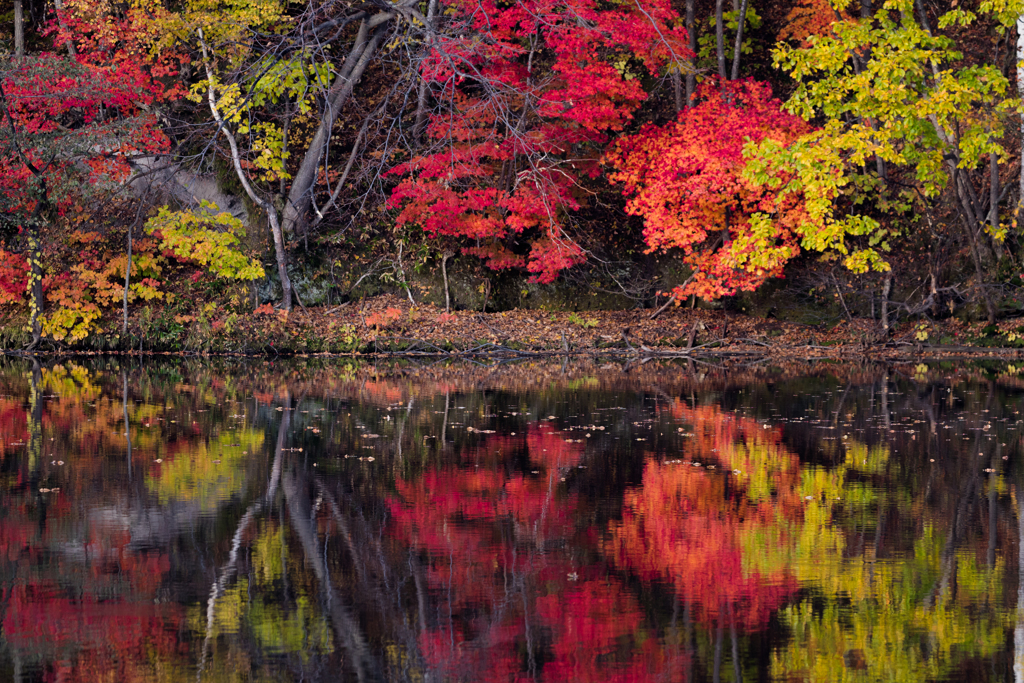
<box><xmin>697</xmin><ymin>5</ymin><xmax>764</xmax><ymax>68</ymax></box>
<box><xmin>146</xmin><ymin>203</ymin><xmax>264</xmax><ymax>280</ymax></box>
<box><xmin>568</xmin><ymin>312</ymin><xmax>598</xmax><ymax>328</ymax></box>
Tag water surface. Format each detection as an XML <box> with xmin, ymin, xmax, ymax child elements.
<box><xmin>0</xmin><ymin>358</ymin><xmax>1020</xmax><ymax>681</ymax></box>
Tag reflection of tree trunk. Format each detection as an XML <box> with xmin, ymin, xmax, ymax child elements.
<box><xmin>730</xmin><ymin>603</ymin><xmax>742</xmax><ymax>683</ymax></box>
<box><xmin>316</xmin><ymin>482</ymin><xmax>370</xmax><ymax>586</ymax></box>
<box><xmin>412</xmin><ymin>552</ymin><xmax>429</xmax><ymax>636</ymax></box>
<box><xmin>925</xmin><ymin>468</ymin><xmax>977</xmax><ymax>608</ymax></box>
<box><xmin>988</xmin><ymin>445</ymin><xmax>1000</xmax><ymax>568</ymax></box>
<box><xmin>1015</xmin><ymin>484</ymin><xmax>1024</xmax><ymax>683</ymax></box>
<box><xmin>880</xmin><ymin>374</ymin><xmax>890</xmax><ymax>431</ymax></box>
<box><xmin>870</xmin><ymin>503</ymin><xmax>886</xmax><ymax>589</ymax></box>
<box><xmin>28</xmin><ymin>358</ymin><xmax>41</xmax><ymax>475</ymax></box>
<box><xmin>832</xmin><ymin>381</ymin><xmax>851</xmax><ymax>428</ymax></box>
<box><xmin>396</xmin><ymin>398</ymin><xmax>413</xmax><ymax>461</ymax></box>
<box><xmin>284</xmin><ymin>461</ymin><xmax>381</xmax><ymax>682</ymax></box>
<box><xmin>713</xmin><ymin>611</ymin><xmax>723</xmax><ymax>683</ymax></box>
<box><xmin>199</xmin><ymin>399</ymin><xmax>287</xmax><ymax>676</ymax></box>
<box><xmin>441</xmin><ymin>390</ymin><xmax>450</xmax><ymax>447</ymax></box>
<box><xmin>684</xmin><ymin>600</ymin><xmax>693</xmax><ymax>683</ymax></box>
<box><xmin>123</xmin><ymin>369</ymin><xmax>132</xmax><ymax>480</ymax></box>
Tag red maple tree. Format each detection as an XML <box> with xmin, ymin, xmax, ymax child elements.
<box><xmin>387</xmin><ymin>0</ymin><xmax>690</xmax><ymax>284</ymax></box>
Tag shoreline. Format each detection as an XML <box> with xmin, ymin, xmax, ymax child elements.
<box><xmin>3</xmin><ymin>293</ymin><xmax>1024</xmax><ymax>361</ymax></box>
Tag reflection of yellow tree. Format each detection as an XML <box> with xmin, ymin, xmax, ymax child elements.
<box><xmin>771</xmin><ymin>445</ymin><xmax>1007</xmax><ymax>683</ymax></box>
<box><xmin>150</xmin><ymin>429</ymin><xmax>264</xmax><ymax>511</ymax></box>
<box><xmin>610</xmin><ymin>402</ymin><xmax>1008</xmax><ymax>680</ymax></box>
<box><xmin>187</xmin><ymin>524</ymin><xmax>334</xmax><ymax>662</ymax></box>
<box><xmin>774</xmin><ymin>540</ymin><xmax>1005</xmax><ymax>682</ymax></box>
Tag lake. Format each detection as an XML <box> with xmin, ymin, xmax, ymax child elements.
<box><xmin>0</xmin><ymin>356</ymin><xmax>1020</xmax><ymax>681</ymax></box>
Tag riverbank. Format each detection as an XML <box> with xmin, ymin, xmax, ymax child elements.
<box><xmin>4</xmin><ymin>293</ymin><xmax>1024</xmax><ymax>359</ymax></box>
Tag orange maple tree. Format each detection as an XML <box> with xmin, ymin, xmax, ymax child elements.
<box><xmin>607</xmin><ymin>80</ymin><xmax>813</xmax><ymax>300</ymax></box>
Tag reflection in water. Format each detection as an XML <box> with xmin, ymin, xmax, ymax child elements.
<box><xmin>0</xmin><ymin>359</ymin><xmax>1020</xmax><ymax>680</ymax></box>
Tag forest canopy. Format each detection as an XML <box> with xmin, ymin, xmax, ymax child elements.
<box><xmin>0</xmin><ymin>0</ymin><xmax>1022</xmax><ymax>347</ymax></box>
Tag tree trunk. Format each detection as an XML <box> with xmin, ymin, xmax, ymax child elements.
<box><xmin>14</xmin><ymin>0</ymin><xmax>24</xmax><ymax>59</ymax></box>
<box><xmin>730</xmin><ymin>0</ymin><xmax>749</xmax><ymax>81</ymax></box>
<box><xmin>880</xmin><ymin>273</ymin><xmax>891</xmax><ymax>332</ymax></box>
<box><xmin>52</xmin><ymin>0</ymin><xmax>75</xmax><ymax>57</ymax></box>
<box><xmin>282</xmin><ymin>16</ymin><xmax>392</xmax><ymax>238</ymax></box>
<box><xmin>122</xmin><ymin>369</ymin><xmax>132</xmax><ymax>480</ymax></box>
<box><xmin>412</xmin><ymin>0</ymin><xmax>439</xmax><ymax>141</ymax></box>
<box><xmin>991</xmin><ymin>149</ymin><xmax>1004</xmax><ymax>260</ymax></box>
<box><xmin>198</xmin><ymin>30</ymin><xmax>294</xmax><ymax>310</ymax></box>
<box><xmin>123</xmin><ymin>223</ymin><xmax>132</xmax><ymax>334</ymax></box>
<box><xmin>672</xmin><ymin>70</ymin><xmax>683</xmax><ymax>113</ymax></box>
<box><xmin>715</xmin><ymin>0</ymin><xmax>727</xmax><ymax>80</ymax></box>
<box><xmin>1019</xmin><ymin>8</ymin><xmax>1024</xmax><ymax>221</ymax></box>
<box><xmin>686</xmin><ymin>0</ymin><xmax>696</xmax><ymax>106</ymax></box>
<box><xmin>441</xmin><ymin>251</ymin><xmax>452</xmax><ymax>313</ymax></box>
<box><xmin>26</xmin><ymin>229</ymin><xmax>43</xmax><ymax>349</ymax></box>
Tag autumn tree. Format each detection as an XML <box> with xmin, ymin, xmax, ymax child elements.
<box><xmin>385</xmin><ymin>0</ymin><xmax>691</xmax><ymax>285</ymax></box>
<box><xmin>607</xmin><ymin>80</ymin><xmax>813</xmax><ymax>300</ymax></box>
<box><xmin>0</xmin><ymin>50</ymin><xmax>171</xmax><ymax>346</ymax></box>
<box><xmin>753</xmin><ymin>0</ymin><xmax>1018</xmax><ymax>323</ymax></box>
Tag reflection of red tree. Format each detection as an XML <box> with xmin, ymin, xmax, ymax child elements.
<box><xmin>605</xmin><ymin>462</ymin><xmax>797</xmax><ymax>630</ymax></box>
<box><xmin>0</xmin><ymin>399</ymin><xmax>28</xmax><ymax>461</ymax></box>
<box><xmin>605</xmin><ymin>404</ymin><xmax>801</xmax><ymax>630</ymax></box>
<box><xmin>0</xmin><ymin>489</ymin><xmax>182</xmax><ymax>681</ymax></box>
<box><xmin>536</xmin><ymin>578</ymin><xmax>686</xmax><ymax>683</ymax></box>
<box><xmin>390</xmin><ymin>423</ymin><xmax>687</xmax><ymax>681</ymax></box>
<box><xmin>4</xmin><ymin>581</ymin><xmax>181</xmax><ymax>681</ymax></box>
<box><xmin>390</xmin><ymin>424</ymin><xmax>581</xmax><ymax>609</ymax></box>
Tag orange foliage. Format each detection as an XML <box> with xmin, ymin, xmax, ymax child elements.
<box><xmin>604</xmin><ymin>404</ymin><xmax>802</xmax><ymax>629</ymax></box>
<box><xmin>778</xmin><ymin>0</ymin><xmax>851</xmax><ymax>46</ymax></box>
<box><xmin>607</xmin><ymin>80</ymin><xmax>813</xmax><ymax>300</ymax></box>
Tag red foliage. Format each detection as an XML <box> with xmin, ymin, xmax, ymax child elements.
<box><xmin>389</xmin><ymin>424</ymin><xmax>690</xmax><ymax>681</ymax></box>
<box><xmin>0</xmin><ymin>0</ymin><xmax>175</xmax><ymax>302</ymax></box>
<box><xmin>364</xmin><ymin>306</ymin><xmax>403</xmax><ymax>330</ymax></box>
<box><xmin>387</xmin><ymin>0</ymin><xmax>690</xmax><ymax>283</ymax></box>
<box><xmin>0</xmin><ymin>249</ymin><xmax>29</xmax><ymax>304</ymax></box>
<box><xmin>607</xmin><ymin>80</ymin><xmax>813</xmax><ymax>300</ymax></box>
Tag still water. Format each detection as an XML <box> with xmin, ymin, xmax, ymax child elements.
<box><xmin>0</xmin><ymin>357</ymin><xmax>1021</xmax><ymax>681</ymax></box>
